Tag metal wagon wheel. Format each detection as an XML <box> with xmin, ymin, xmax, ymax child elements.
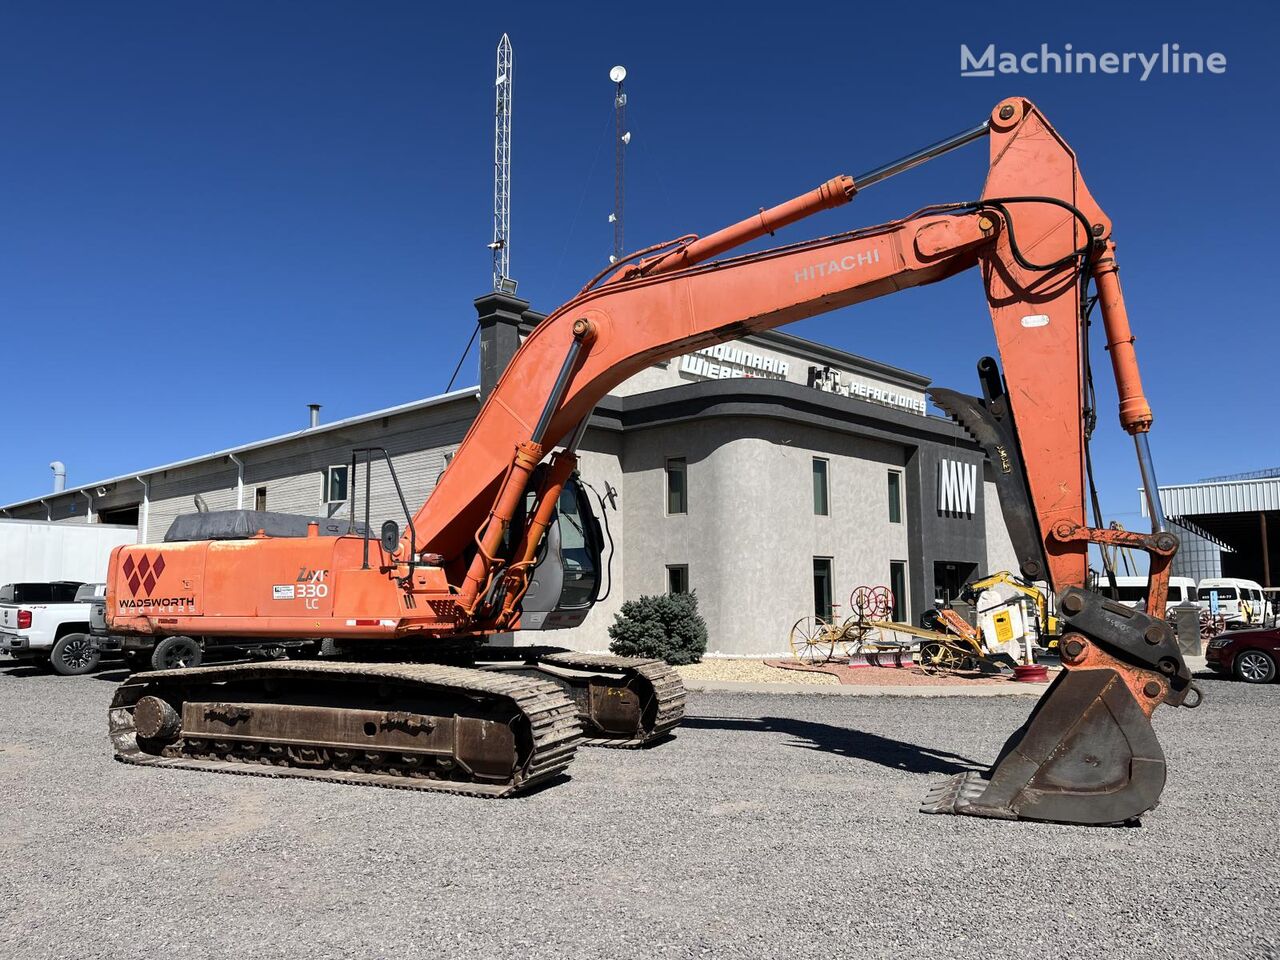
<box><xmin>849</xmin><ymin>585</ymin><xmax>895</xmax><ymax>622</ymax></box>
<box><xmin>789</xmin><ymin>616</ymin><xmax>836</xmax><ymax>664</ymax></box>
<box><xmin>1199</xmin><ymin>609</ymin><xmax>1224</xmax><ymax>643</ymax></box>
<box><xmin>917</xmin><ymin>640</ymin><xmax>964</xmax><ymax>675</ymax></box>
<box><xmin>834</xmin><ymin>616</ymin><xmax>876</xmax><ymax>657</ymax></box>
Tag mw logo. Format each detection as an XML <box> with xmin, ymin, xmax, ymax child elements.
<box><xmin>938</xmin><ymin>460</ymin><xmax>977</xmax><ymax>516</ymax></box>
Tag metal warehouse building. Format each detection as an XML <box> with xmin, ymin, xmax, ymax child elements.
<box><xmin>1146</xmin><ymin>468</ymin><xmax>1279</xmax><ymax>586</ymax></box>
<box><xmin>1</xmin><ymin>293</ymin><xmax>1018</xmax><ymax>655</ymax></box>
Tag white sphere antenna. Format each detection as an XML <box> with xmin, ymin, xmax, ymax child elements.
<box><xmin>609</xmin><ymin>65</ymin><xmax>627</xmax><ymax>83</ymax></box>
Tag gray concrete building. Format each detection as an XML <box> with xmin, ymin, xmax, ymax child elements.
<box><xmin>1</xmin><ymin>293</ymin><xmax>1018</xmax><ymax>655</ymax></box>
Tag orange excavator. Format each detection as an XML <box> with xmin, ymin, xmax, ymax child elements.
<box><xmin>106</xmin><ymin>97</ymin><xmax>1196</xmax><ymax>823</ymax></box>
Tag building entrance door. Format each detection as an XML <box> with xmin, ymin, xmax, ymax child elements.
<box><xmin>933</xmin><ymin>561</ymin><xmax>977</xmax><ymax>606</ymax></box>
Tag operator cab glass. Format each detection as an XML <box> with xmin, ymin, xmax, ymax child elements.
<box><xmin>555</xmin><ymin>482</ymin><xmax>599</xmax><ymax>610</ymax></box>
<box><xmin>518</xmin><ymin>474</ymin><xmax>605</xmax><ymax>629</ymax></box>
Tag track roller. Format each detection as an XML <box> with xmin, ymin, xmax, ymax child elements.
<box><xmin>109</xmin><ymin>660</ymin><xmax>582</xmax><ymax>797</ymax></box>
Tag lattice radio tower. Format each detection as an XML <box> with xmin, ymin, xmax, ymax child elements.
<box><xmin>490</xmin><ymin>34</ymin><xmax>514</xmax><ymax>292</ymax></box>
<box><xmin>609</xmin><ymin>65</ymin><xmax>629</xmax><ymax>263</ymax></box>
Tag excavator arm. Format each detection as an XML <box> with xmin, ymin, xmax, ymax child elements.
<box><xmin>415</xmin><ymin>96</ymin><xmax>1194</xmax><ymax>823</ymax></box>
<box><xmin>417</xmin><ymin>99</ymin><xmax>1125</xmax><ymax>607</ymax></box>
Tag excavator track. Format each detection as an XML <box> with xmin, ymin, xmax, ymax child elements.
<box><xmin>109</xmin><ymin>661</ymin><xmax>582</xmax><ymax>797</ymax></box>
<box><xmin>474</xmin><ymin>647</ymin><xmax>686</xmax><ymax>748</ymax></box>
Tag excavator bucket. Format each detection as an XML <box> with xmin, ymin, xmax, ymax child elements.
<box><xmin>922</xmin><ymin>667</ymin><xmax>1164</xmax><ymax>824</ymax></box>
<box><xmin>925</xmin><ymin>370</ymin><xmax>1196</xmax><ymax>825</ymax></box>
<box><xmin>921</xmin><ymin>587</ymin><xmax>1196</xmax><ymax>825</ymax></box>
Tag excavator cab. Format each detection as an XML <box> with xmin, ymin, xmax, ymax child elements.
<box><xmin>517</xmin><ymin>474</ymin><xmax>604</xmax><ymax>630</ymax></box>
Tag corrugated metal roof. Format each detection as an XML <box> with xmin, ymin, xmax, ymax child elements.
<box><xmin>0</xmin><ymin>386</ymin><xmax>480</xmax><ymax>512</ymax></box>
<box><xmin>1140</xmin><ymin>476</ymin><xmax>1280</xmax><ymax>518</ymax></box>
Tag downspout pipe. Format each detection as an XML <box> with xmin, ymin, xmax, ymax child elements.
<box><xmin>229</xmin><ymin>453</ymin><xmax>244</xmax><ymax>510</ymax></box>
<box><xmin>135</xmin><ymin>476</ymin><xmax>150</xmax><ymax>542</ymax></box>
<box><xmin>81</xmin><ymin>490</ymin><xmax>94</xmax><ymax>524</ymax></box>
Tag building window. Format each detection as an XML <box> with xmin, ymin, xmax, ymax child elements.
<box><xmin>667</xmin><ymin>564</ymin><xmax>689</xmax><ymax>594</ymax></box>
<box><xmin>254</xmin><ymin>486</ymin><xmax>267</xmax><ymax>511</ymax></box>
<box><xmin>666</xmin><ymin>458</ymin><xmax>687</xmax><ymax>515</ymax></box>
<box><xmin>813</xmin><ymin>557</ymin><xmax>833</xmax><ymax>619</ymax></box>
<box><xmin>887</xmin><ymin>470</ymin><xmax>902</xmax><ymax>524</ymax></box>
<box><xmin>889</xmin><ymin>560</ymin><xmax>907</xmax><ymax>622</ymax></box>
<box><xmin>812</xmin><ymin>458</ymin><xmax>829</xmax><ymax>516</ymax></box>
<box><xmin>324</xmin><ymin>465</ymin><xmax>349</xmax><ymax>504</ymax></box>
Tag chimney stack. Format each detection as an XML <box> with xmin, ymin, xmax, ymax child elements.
<box><xmin>50</xmin><ymin>461</ymin><xmax>66</xmax><ymax>493</ymax></box>
<box><xmin>308</xmin><ymin>404</ymin><xmax>321</xmax><ymax>429</ymax></box>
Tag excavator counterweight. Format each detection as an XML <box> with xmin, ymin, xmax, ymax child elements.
<box><xmin>105</xmin><ymin>97</ymin><xmax>1193</xmax><ymax>823</ymax></box>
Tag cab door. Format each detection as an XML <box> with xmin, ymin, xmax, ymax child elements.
<box><xmin>519</xmin><ymin>476</ymin><xmax>604</xmax><ymax>631</ymax></box>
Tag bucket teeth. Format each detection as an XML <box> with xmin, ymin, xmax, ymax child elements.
<box><xmin>920</xmin><ymin>771</ymin><xmax>998</xmax><ymax>816</ymax></box>
<box><xmin>926</xmin><ymin>389</ymin><xmax>984</xmax><ymax>443</ymax></box>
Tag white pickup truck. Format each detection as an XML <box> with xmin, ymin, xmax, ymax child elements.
<box><xmin>0</xmin><ymin>581</ymin><xmax>105</xmax><ymax>675</ymax></box>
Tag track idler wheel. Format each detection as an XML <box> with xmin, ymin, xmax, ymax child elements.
<box><xmin>922</xmin><ymin>587</ymin><xmax>1198</xmax><ymax>826</ymax></box>
<box><xmin>472</xmin><ymin>648</ymin><xmax>686</xmax><ymax>747</ymax></box>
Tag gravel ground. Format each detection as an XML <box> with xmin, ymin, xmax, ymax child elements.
<box><xmin>1</xmin><ymin>657</ymin><xmax>1276</xmax><ymax>960</ymax></box>
<box><xmin>677</xmin><ymin>659</ymin><xmax>839</xmax><ymax>685</ymax></box>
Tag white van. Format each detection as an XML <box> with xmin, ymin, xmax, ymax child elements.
<box><xmin>1198</xmin><ymin>578</ymin><xmax>1271</xmax><ymax>624</ymax></box>
<box><xmin>1105</xmin><ymin>575</ymin><xmax>1198</xmax><ymax>613</ymax></box>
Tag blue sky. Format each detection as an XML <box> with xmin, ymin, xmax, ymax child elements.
<box><xmin>1</xmin><ymin>1</ymin><xmax>1270</xmax><ymax>530</ymax></box>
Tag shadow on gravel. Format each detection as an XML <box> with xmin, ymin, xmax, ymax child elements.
<box><xmin>682</xmin><ymin>716</ymin><xmax>984</xmax><ymax>775</ymax></box>
<box><xmin>91</xmin><ymin>669</ymin><xmax>131</xmax><ymax>683</ymax></box>
<box><xmin>0</xmin><ymin>663</ymin><xmax>45</xmax><ymax>678</ymax></box>
<box><xmin>1</xmin><ymin>663</ymin><xmax>131</xmax><ymax>681</ymax></box>
<box><xmin>1191</xmin><ymin>670</ymin><xmax>1239</xmax><ymax>685</ymax></box>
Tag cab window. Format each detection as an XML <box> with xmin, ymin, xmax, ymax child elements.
<box><xmin>556</xmin><ymin>483</ymin><xmax>598</xmax><ymax>609</ymax></box>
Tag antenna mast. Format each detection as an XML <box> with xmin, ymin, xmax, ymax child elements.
<box><xmin>609</xmin><ymin>65</ymin><xmax>628</xmax><ymax>263</ymax></box>
<box><xmin>491</xmin><ymin>34</ymin><xmax>514</xmax><ymax>292</ymax></box>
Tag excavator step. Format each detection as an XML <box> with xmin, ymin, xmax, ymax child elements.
<box><xmin>109</xmin><ymin>660</ymin><xmax>582</xmax><ymax>798</ymax></box>
<box><xmin>473</xmin><ymin>647</ymin><xmax>686</xmax><ymax>748</ymax></box>
<box><xmin>920</xmin><ymin>667</ymin><xmax>1167</xmax><ymax>825</ymax></box>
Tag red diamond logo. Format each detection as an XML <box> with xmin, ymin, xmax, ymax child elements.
<box><xmin>121</xmin><ymin>552</ymin><xmax>166</xmax><ymax>597</ymax></box>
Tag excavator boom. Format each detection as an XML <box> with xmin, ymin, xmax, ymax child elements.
<box><xmin>106</xmin><ymin>97</ymin><xmax>1193</xmax><ymax>823</ymax></box>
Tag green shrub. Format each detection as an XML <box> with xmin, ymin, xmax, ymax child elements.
<box><xmin>608</xmin><ymin>591</ymin><xmax>708</xmax><ymax>665</ymax></box>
